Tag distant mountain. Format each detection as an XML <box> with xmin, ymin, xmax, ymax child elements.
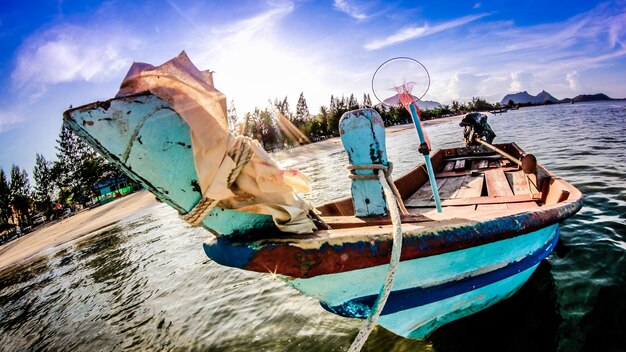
<box><xmin>500</xmin><ymin>91</ymin><xmax>536</xmax><ymax>105</ymax></box>
<box><xmin>535</xmin><ymin>90</ymin><xmax>559</xmax><ymax>103</ymax></box>
<box><xmin>500</xmin><ymin>90</ymin><xmax>559</xmax><ymax>105</ymax></box>
<box><xmin>415</xmin><ymin>100</ymin><xmax>443</xmax><ymax>110</ymax></box>
<box><xmin>501</xmin><ymin>90</ymin><xmax>617</xmax><ymax>105</ymax></box>
<box><xmin>381</xmin><ymin>94</ymin><xmax>443</xmax><ymax>110</ymax></box>
<box><xmin>571</xmin><ymin>93</ymin><xmax>613</xmax><ymax>103</ymax></box>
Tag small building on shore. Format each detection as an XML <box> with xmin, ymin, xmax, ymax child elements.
<box><xmin>91</xmin><ymin>177</ymin><xmax>141</xmax><ymax>205</ymax></box>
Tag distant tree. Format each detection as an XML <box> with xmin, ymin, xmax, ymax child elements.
<box><xmin>327</xmin><ymin>95</ymin><xmax>347</xmax><ymax>136</ymax></box>
<box><xmin>274</xmin><ymin>96</ymin><xmax>291</xmax><ymax>119</ymax></box>
<box><xmin>33</xmin><ymin>153</ymin><xmax>55</xmax><ymax>214</ymax></box>
<box><xmin>318</xmin><ymin>106</ymin><xmax>329</xmax><ymax>136</ymax></box>
<box><xmin>362</xmin><ymin>93</ymin><xmax>372</xmax><ymax>108</ymax></box>
<box><xmin>242</xmin><ymin>108</ymin><xmax>263</xmax><ymax>143</ymax></box>
<box><xmin>336</xmin><ymin>95</ymin><xmax>347</xmax><ymax>111</ymax></box>
<box><xmin>79</xmin><ymin>155</ymin><xmax>108</xmax><ymax>201</ymax></box>
<box><xmin>227</xmin><ymin>99</ymin><xmax>239</xmax><ymax>134</ymax></box>
<box><xmin>295</xmin><ymin>92</ymin><xmax>310</xmax><ymax>127</ymax></box>
<box><xmin>471</xmin><ymin>97</ymin><xmax>494</xmax><ymax>112</ymax></box>
<box><xmin>9</xmin><ymin>165</ymin><xmax>32</xmax><ymax>226</ymax></box>
<box><xmin>451</xmin><ymin>100</ymin><xmax>462</xmax><ymax>114</ymax></box>
<box><xmin>55</xmin><ymin>125</ymin><xmax>82</xmax><ymax>195</ymax></box>
<box><xmin>379</xmin><ymin>105</ymin><xmax>411</xmax><ymax>126</ymax></box>
<box><xmin>0</xmin><ymin>169</ymin><xmax>11</xmax><ymax>224</ymax></box>
<box><xmin>258</xmin><ymin>108</ymin><xmax>281</xmax><ymax>150</ymax></box>
<box><xmin>347</xmin><ymin>94</ymin><xmax>359</xmax><ymax>110</ymax></box>
<box><xmin>55</xmin><ymin>125</ymin><xmax>106</xmax><ymax>205</ymax></box>
<box><xmin>101</xmin><ymin>162</ymin><xmax>129</xmax><ymax>195</ymax></box>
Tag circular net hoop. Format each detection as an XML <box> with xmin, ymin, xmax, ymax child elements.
<box><xmin>371</xmin><ymin>57</ymin><xmax>430</xmax><ymax>108</ymax></box>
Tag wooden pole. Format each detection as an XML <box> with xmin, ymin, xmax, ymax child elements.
<box><xmin>408</xmin><ymin>103</ymin><xmax>442</xmax><ymax>213</ymax></box>
<box><xmin>474</xmin><ymin>138</ymin><xmax>537</xmax><ymax>174</ymax></box>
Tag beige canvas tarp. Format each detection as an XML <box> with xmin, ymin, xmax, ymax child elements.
<box><xmin>116</xmin><ymin>51</ymin><xmax>316</xmax><ymax>234</ymax></box>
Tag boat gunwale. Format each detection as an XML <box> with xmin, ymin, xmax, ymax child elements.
<box><xmin>204</xmin><ymin>189</ymin><xmax>582</xmax><ymax>278</ymax></box>
<box><xmin>205</xmin><ymin>142</ymin><xmax>584</xmax><ymax>278</ymax></box>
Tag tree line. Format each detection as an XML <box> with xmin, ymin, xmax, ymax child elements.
<box><xmin>229</xmin><ymin>93</ymin><xmax>498</xmax><ymax>150</ymax></box>
<box><xmin>0</xmin><ymin>125</ymin><xmax>128</xmax><ymax>230</ymax></box>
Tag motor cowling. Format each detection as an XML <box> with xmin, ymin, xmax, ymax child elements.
<box><xmin>459</xmin><ymin>112</ymin><xmax>496</xmax><ymax>146</ymax></box>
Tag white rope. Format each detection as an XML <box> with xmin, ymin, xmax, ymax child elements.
<box><xmin>181</xmin><ymin>136</ymin><xmax>253</xmax><ymax>226</ymax></box>
<box><xmin>347</xmin><ymin>163</ymin><xmax>409</xmax><ymax>216</ymax></box>
<box><xmin>348</xmin><ymin>168</ymin><xmax>404</xmax><ymax>352</ymax></box>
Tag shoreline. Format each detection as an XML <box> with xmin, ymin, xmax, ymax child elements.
<box><xmin>0</xmin><ymin>115</ymin><xmax>464</xmax><ymax>272</ymax></box>
<box><xmin>271</xmin><ymin>114</ymin><xmax>463</xmax><ymax>166</ymax></box>
<box><xmin>0</xmin><ymin>191</ymin><xmax>158</xmax><ymax>271</ymax></box>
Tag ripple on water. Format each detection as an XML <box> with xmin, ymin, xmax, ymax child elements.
<box><xmin>0</xmin><ymin>101</ymin><xmax>625</xmax><ymax>351</ymax></box>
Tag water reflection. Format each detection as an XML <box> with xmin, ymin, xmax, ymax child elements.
<box><xmin>0</xmin><ymin>102</ymin><xmax>625</xmax><ymax>351</ymax></box>
<box><xmin>428</xmin><ymin>261</ymin><xmax>559</xmax><ymax>351</ymax></box>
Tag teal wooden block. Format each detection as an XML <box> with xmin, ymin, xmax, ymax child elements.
<box><xmin>63</xmin><ymin>93</ymin><xmax>276</xmax><ymax>236</ymax></box>
<box><xmin>339</xmin><ymin>109</ymin><xmax>389</xmax><ymax>217</ymax></box>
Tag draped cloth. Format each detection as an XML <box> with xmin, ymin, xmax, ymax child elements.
<box><xmin>116</xmin><ymin>51</ymin><xmax>316</xmax><ymax>234</ymax></box>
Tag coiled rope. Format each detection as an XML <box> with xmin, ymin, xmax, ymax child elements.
<box><xmin>347</xmin><ymin>163</ymin><xmax>409</xmax><ymax>216</ymax></box>
<box><xmin>346</xmin><ymin>164</ymin><xmax>406</xmax><ymax>352</ymax></box>
<box><xmin>181</xmin><ymin>136</ymin><xmax>254</xmax><ymax>226</ymax></box>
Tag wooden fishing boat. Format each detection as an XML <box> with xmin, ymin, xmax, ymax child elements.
<box><xmin>64</xmin><ymin>91</ymin><xmax>582</xmax><ymax>340</ymax></box>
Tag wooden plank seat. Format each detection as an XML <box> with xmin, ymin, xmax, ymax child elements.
<box><xmin>407</xmin><ymin>194</ymin><xmax>540</xmax><ymax>208</ymax></box>
<box><xmin>471</xmin><ymin>159</ymin><xmax>490</xmax><ymax>170</ymax></box>
<box><xmin>321</xmin><ymin>214</ymin><xmax>430</xmax><ymax>229</ymax></box>
<box><xmin>505</xmin><ymin>170</ymin><xmax>531</xmax><ymax>195</ymax></box>
<box><xmin>436</xmin><ymin>166</ymin><xmax>519</xmax><ymax>178</ymax></box>
<box><xmin>455</xmin><ymin>175</ymin><xmax>485</xmax><ymax>198</ymax></box>
<box><xmin>485</xmin><ymin>169</ymin><xmax>514</xmax><ymax>196</ymax></box>
<box><xmin>404</xmin><ymin>164</ymin><xmax>541</xmax><ymax>209</ymax></box>
<box><xmin>404</xmin><ymin>178</ymin><xmax>447</xmax><ymax>207</ymax></box>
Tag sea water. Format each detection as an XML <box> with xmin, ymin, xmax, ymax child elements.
<box><xmin>0</xmin><ymin>101</ymin><xmax>625</xmax><ymax>351</ymax></box>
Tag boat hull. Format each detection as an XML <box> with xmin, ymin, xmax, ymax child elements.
<box><xmin>286</xmin><ymin>224</ymin><xmax>559</xmax><ymax>339</ymax></box>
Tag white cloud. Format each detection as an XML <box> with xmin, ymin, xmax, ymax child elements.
<box><xmin>12</xmin><ymin>24</ymin><xmax>140</xmax><ymax>89</ymax></box>
<box><xmin>0</xmin><ymin>110</ymin><xmax>23</xmax><ymax>133</ymax></box>
<box><xmin>608</xmin><ymin>16</ymin><xmax>625</xmax><ymax>48</ymax></box>
<box><xmin>473</xmin><ymin>3</ymin><xmax>481</xmax><ymax>9</ymax></box>
<box><xmin>446</xmin><ymin>72</ymin><xmax>490</xmax><ymax>100</ymax></box>
<box><xmin>509</xmin><ymin>71</ymin><xmax>534</xmax><ymax>92</ymax></box>
<box><xmin>333</xmin><ymin>0</ymin><xmax>369</xmax><ymax>21</ymax></box>
<box><xmin>365</xmin><ymin>13</ymin><xmax>489</xmax><ymax>50</ymax></box>
<box><xmin>417</xmin><ymin>3</ymin><xmax>626</xmax><ymax>102</ymax></box>
<box><xmin>566</xmin><ymin>71</ymin><xmax>579</xmax><ymax>91</ymax></box>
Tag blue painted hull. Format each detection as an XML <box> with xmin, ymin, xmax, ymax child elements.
<box><xmin>286</xmin><ymin>224</ymin><xmax>559</xmax><ymax>339</ymax></box>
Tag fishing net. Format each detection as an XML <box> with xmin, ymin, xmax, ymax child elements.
<box><xmin>371</xmin><ymin>57</ymin><xmax>432</xmax><ymax>150</ymax></box>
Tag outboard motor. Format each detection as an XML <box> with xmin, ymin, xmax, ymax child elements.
<box><xmin>459</xmin><ymin>112</ymin><xmax>496</xmax><ymax>146</ymax></box>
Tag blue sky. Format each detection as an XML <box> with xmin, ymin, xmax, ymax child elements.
<box><xmin>1</xmin><ymin>0</ymin><xmax>625</xmax><ymax>173</ymax></box>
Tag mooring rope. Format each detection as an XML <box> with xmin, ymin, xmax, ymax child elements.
<box><xmin>347</xmin><ymin>167</ymin><xmax>405</xmax><ymax>352</ymax></box>
<box><xmin>181</xmin><ymin>136</ymin><xmax>253</xmax><ymax>226</ymax></box>
<box><xmin>347</xmin><ymin>163</ymin><xmax>409</xmax><ymax>215</ymax></box>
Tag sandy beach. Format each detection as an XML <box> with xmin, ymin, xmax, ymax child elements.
<box><xmin>0</xmin><ymin>116</ymin><xmax>464</xmax><ymax>272</ymax></box>
<box><xmin>0</xmin><ymin>190</ymin><xmax>158</xmax><ymax>271</ymax></box>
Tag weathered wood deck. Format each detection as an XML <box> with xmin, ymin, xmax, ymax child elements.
<box><xmin>404</xmin><ymin>156</ymin><xmax>540</xmax><ymax>212</ymax></box>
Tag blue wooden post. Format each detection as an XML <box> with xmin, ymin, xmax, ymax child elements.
<box><xmin>408</xmin><ymin>103</ymin><xmax>443</xmax><ymax>213</ymax></box>
<box><xmin>339</xmin><ymin>109</ymin><xmax>389</xmax><ymax>217</ymax></box>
